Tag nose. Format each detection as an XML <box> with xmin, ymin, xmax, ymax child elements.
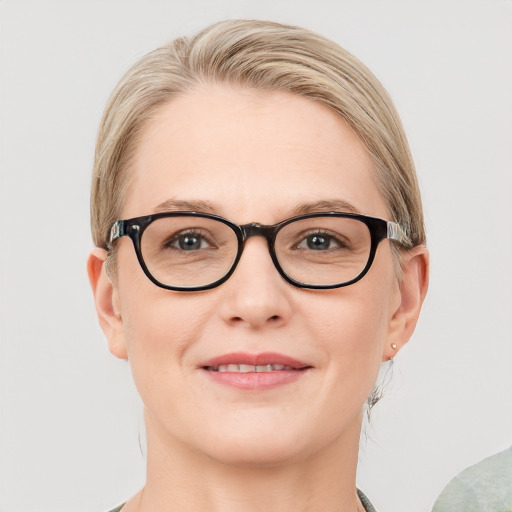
<box><xmin>218</xmin><ymin>237</ymin><xmax>293</xmax><ymax>329</ymax></box>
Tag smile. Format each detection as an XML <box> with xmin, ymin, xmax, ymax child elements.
<box><xmin>206</xmin><ymin>364</ymin><xmax>297</xmax><ymax>372</ymax></box>
<box><xmin>199</xmin><ymin>352</ymin><xmax>312</xmax><ymax>390</ymax></box>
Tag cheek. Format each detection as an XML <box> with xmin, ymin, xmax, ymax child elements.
<box><xmin>315</xmin><ymin>295</ymin><xmax>385</xmax><ymax>373</ymax></box>
<box><xmin>116</xmin><ymin>241</ymin><xmax>205</xmax><ymax>349</ymax></box>
<box><xmin>115</xmin><ymin>252</ymin><xmax>213</xmax><ymax>398</ymax></box>
<box><xmin>120</xmin><ymin>295</ymin><xmax>220</xmax><ymax>431</ymax></box>
<box><xmin>307</xmin><ymin>271</ymin><xmax>395</xmax><ymax>396</ymax></box>
<box><xmin>309</xmin><ymin>281</ymin><xmax>391</xmax><ymax>355</ymax></box>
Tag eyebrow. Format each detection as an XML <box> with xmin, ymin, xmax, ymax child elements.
<box><xmin>154</xmin><ymin>199</ymin><xmax>219</xmax><ymax>214</ymax></box>
<box><xmin>290</xmin><ymin>199</ymin><xmax>361</xmax><ymax>216</ymax></box>
<box><xmin>153</xmin><ymin>198</ymin><xmax>361</xmax><ymax>217</ymax></box>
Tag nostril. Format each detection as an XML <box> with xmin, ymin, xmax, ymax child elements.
<box><xmin>269</xmin><ymin>315</ymin><xmax>280</xmax><ymax>321</ymax></box>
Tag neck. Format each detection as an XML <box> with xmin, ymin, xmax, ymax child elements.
<box><xmin>127</xmin><ymin>410</ymin><xmax>365</xmax><ymax>512</ymax></box>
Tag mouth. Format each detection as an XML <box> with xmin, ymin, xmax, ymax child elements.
<box><xmin>199</xmin><ymin>352</ymin><xmax>312</xmax><ymax>390</ymax></box>
<box><xmin>205</xmin><ymin>363</ymin><xmax>299</xmax><ymax>373</ymax></box>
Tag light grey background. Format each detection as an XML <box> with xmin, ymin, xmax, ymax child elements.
<box><xmin>0</xmin><ymin>1</ymin><xmax>511</xmax><ymax>511</ymax></box>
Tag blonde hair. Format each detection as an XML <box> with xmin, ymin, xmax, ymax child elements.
<box><xmin>91</xmin><ymin>19</ymin><xmax>425</xmax><ymax>253</ymax></box>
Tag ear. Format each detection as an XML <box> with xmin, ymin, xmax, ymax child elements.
<box><xmin>87</xmin><ymin>248</ymin><xmax>128</xmax><ymax>359</ymax></box>
<box><xmin>384</xmin><ymin>246</ymin><xmax>429</xmax><ymax>360</ymax></box>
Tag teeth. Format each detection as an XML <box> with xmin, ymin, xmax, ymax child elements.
<box><xmin>209</xmin><ymin>364</ymin><xmax>295</xmax><ymax>372</ymax></box>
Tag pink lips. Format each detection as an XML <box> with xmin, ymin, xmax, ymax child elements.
<box><xmin>199</xmin><ymin>352</ymin><xmax>312</xmax><ymax>390</ymax></box>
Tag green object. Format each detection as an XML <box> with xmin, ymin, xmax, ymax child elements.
<box><xmin>432</xmin><ymin>446</ymin><xmax>512</xmax><ymax>512</ymax></box>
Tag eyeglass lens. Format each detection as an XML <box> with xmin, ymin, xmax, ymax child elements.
<box><xmin>139</xmin><ymin>215</ymin><xmax>372</xmax><ymax>289</ymax></box>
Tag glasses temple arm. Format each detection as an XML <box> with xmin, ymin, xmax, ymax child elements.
<box><xmin>107</xmin><ymin>220</ymin><xmax>126</xmax><ymax>249</ymax></box>
<box><xmin>387</xmin><ymin>221</ymin><xmax>408</xmax><ymax>245</ymax></box>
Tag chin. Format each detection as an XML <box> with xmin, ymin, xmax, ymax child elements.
<box><xmin>205</xmin><ymin>435</ymin><xmax>307</xmax><ymax>469</ymax></box>
<box><xmin>192</xmin><ymin>416</ymin><xmax>332</xmax><ymax>469</ymax></box>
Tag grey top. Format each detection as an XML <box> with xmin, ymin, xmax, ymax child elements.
<box><xmin>358</xmin><ymin>488</ymin><xmax>378</xmax><ymax>512</ymax></box>
<box><xmin>108</xmin><ymin>489</ymin><xmax>377</xmax><ymax>512</ymax></box>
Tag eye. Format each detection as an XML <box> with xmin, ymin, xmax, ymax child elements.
<box><xmin>296</xmin><ymin>232</ymin><xmax>343</xmax><ymax>251</ymax></box>
<box><xmin>167</xmin><ymin>231</ymin><xmax>212</xmax><ymax>251</ymax></box>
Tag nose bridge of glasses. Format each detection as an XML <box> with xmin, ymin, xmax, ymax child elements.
<box><xmin>235</xmin><ymin>223</ymin><xmax>280</xmax><ymax>280</ymax></box>
<box><xmin>240</xmin><ymin>223</ymin><xmax>276</xmax><ymax>243</ymax></box>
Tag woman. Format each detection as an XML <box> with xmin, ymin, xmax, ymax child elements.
<box><xmin>87</xmin><ymin>19</ymin><xmax>429</xmax><ymax>512</ymax></box>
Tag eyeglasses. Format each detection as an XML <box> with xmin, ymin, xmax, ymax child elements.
<box><xmin>108</xmin><ymin>211</ymin><xmax>407</xmax><ymax>291</ymax></box>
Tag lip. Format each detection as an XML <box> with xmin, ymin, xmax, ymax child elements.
<box><xmin>200</xmin><ymin>352</ymin><xmax>310</xmax><ymax>369</ymax></box>
<box><xmin>198</xmin><ymin>352</ymin><xmax>312</xmax><ymax>391</ymax></box>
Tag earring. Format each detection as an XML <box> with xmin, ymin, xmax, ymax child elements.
<box><xmin>391</xmin><ymin>343</ymin><xmax>397</xmax><ymax>350</ymax></box>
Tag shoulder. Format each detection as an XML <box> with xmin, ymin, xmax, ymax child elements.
<box><xmin>358</xmin><ymin>489</ymin><xmax>378</xmax><ymax>512</ymax></box>
<box><xmin>106</xmin><ymin>506</ymin><xmax>124</xmax><ymax>512</ymax></box>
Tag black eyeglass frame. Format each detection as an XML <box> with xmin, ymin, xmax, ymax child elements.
<box><xmin>108</xmin><ymin>211</ymin><xmax>407</xmax><ymax>291</ymax></box>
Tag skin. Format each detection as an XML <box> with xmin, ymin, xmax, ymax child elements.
<box><xmin>88</xmin><ymin>84</ymin><xmax>429</xmax><ymax>512</ymax></box>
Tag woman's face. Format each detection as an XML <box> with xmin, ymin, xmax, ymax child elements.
<box><xmin>99</xmin><ymin>84</ymin><xmax>409</xmax><ymax>466</ymax></box>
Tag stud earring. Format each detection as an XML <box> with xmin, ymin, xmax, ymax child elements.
<box><xmin>391</xmin><ymin>343</ymin><xmax>397</xmax><ymax>350</ymax></box>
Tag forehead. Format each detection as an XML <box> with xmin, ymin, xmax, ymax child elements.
<box><xmin>123</xmin><ymin>84</ymin><xmax>388</xmax><ymax>221</ymax></box>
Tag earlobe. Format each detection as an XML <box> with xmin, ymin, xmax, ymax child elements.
<box><xmin>87</xmin><ymin>248</ymin><xmax>128</xmax><ymax>360</ymax></box>
<box><xmin>384</xmin><ymin>246</ymin><xmax>429</xmax><ymax>361</ymax></box>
